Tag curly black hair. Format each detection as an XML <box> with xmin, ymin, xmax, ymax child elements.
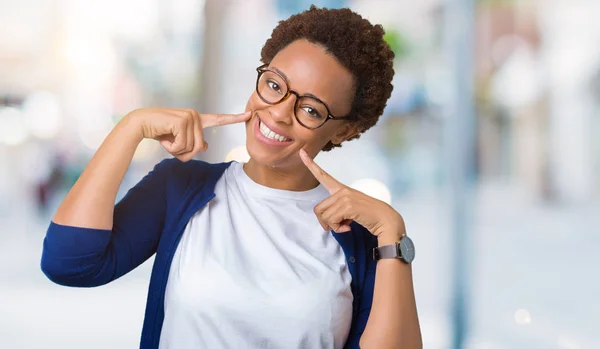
<box><xmin>261</xmin><ymin>5</ymin><xmax>395</xmax><ymax>151</ymax></box>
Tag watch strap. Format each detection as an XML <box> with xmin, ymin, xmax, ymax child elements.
<box><xmin>373</xmin><ymin>242</ymin><xmax>401</xmax><ymax>260</ymax></box>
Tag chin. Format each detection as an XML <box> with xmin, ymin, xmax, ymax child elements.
<box><xmin>246</xmin><ymin>144</ymin><xmax>289</xmax><ymax>168</ymax></box>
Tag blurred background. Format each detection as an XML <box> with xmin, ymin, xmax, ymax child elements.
<box><xmin>1</xmin><ymin>0</ymin><xmax>599</xmax><ymax>348</ymax></box>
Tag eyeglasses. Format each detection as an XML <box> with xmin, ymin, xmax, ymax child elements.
<box><xmin>255</xmin><ymin>64</ymin><xmax>349</xmax><ymax>130</ymax></box>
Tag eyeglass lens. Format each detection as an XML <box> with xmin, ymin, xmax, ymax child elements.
<box><xmin>257</xmin><ymin>70</ymin><xmax>329</xmax><ymax>128</ymax></box>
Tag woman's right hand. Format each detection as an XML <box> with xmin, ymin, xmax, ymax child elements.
<box><xmin>126</xmin><ymin>108</ymin><xmax>251</xmax><ymax>162</ymax></box>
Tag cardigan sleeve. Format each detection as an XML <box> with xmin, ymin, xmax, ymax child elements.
<box><xmin>41</xmin><ymin>159</ymin><xmax>173</xmax><ymax>287</ymax></box>
<box><xmin>344</xmin><ymin>231</ymin><xmax>378</xmax><ymax>349</ymax></box>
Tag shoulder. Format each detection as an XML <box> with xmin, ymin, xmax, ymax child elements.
<box><xmin>154</xmin><ymin>158</ymin><xmax>233</xmax><ymax>185</ymax></box>
<box><xmin>155</xmin><ymin>157</ymin><xmax>230</xmax><ymax>173</ymax></box>
<box><xmin>153</xmin><ymin>158</ymin><xmax>234</xmax><ymax>202</ymax></box>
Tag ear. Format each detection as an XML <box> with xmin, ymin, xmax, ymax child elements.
<box><xmin>330</xmin><ymin>122</ymin><xmax>361</xmax><ymax>145</ymax></box>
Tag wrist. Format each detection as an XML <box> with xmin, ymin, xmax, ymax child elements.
<box><xmin>375</xmin><ymin>217</ymin><xmax>406</xmax><ymax>246</ymax></box>
<box><xmin>377</xmin><ymin>231</ymin><xmax>404</xmax><ymax>247</ymax></box>
<box><xmin>119</xmin><ymin>112</ymin><xmax>145</xmax><ymax>144</ymax></box>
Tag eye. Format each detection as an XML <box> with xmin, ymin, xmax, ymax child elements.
<box><xmin>301</xmin><ymin>106</ymin><xmax>323</xmax><ymax>119</ymax></box>
<box><xmin>267</xmin><ymin>80</ymin><xmax>283</xmax><ymax>94</ymax></box>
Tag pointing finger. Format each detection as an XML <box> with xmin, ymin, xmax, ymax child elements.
<box><xmin>299</xmin><ymin>149</ymin><xmax>344</xmax><ymax>195</ymax></box>
<box><xmin>201</xmin><ymin>111</ymin><xmax>252</xmax><ymax>128</ymax></box>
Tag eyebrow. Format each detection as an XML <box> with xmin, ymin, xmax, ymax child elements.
<box><xmin>271</xmin><ymin>66</ymin><xmax>289</xmax><ymax>82</ymax></box>
<box><xmin>270</xmin><ymin>66</ymin><xmax>329</xmax><ymax>106</ymax></box>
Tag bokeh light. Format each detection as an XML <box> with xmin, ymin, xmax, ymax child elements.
<box><xmin>0</xmin><ymin>107</ymin><xmax>29</xmax><ymax>146</ymax></box>
<box><xmin>133</xmin><ymin>138</ymin><xmax>161</xmax><ymax>161</ymax></box>
<box><xmin>77</xmin><ymin>111</ymin><xmax>115</xmax><ymax>151</ymax></box>
<box><xmin>22</xmin><ymin>92</ymin><xmax>63</xmax><ymax>139</ymax></box>
<box><xmin>350</xmin><ymin>178</ymin><xmax>392</xmax><ymax>204</ymax></box>
<box><xmin>514</xmin><ymin>309</ymin><xmax>532</xmax><ymax>325</ymax></box>
<box><xmin>225</xmin><ymin>146</ymin><xmax>250</xmax><ymax>162</ymax></box>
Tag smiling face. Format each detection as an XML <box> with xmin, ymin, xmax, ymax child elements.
<box><xmin>245</xmin><ymin>39</ymin><xmax>359</xmax><ymax>169</ymax></box>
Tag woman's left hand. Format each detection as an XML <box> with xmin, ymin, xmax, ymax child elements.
<box><xmin>299</xmin><ymin>149</ymin><xmax>406</xmax><ymax>241</ymax></box>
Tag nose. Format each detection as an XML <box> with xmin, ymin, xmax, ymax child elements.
<box><xmin>268</xmin><ymin>94</ymin><xmax>296</xmax><ymax>125</ymax></box>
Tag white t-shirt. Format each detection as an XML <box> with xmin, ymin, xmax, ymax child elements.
<box><xmin>159</xmin><ymin>161</ymin><xmax>353</xmax><ymax>349</ymax></box>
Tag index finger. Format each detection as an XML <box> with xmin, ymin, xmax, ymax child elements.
<box><xmin>299</xmin><ymin>149</ymin><xmax>344</xmax><ymax>194</ymax></box>
<box><xmin>201</xmin><ymin>111</ymin><xmax>252</xmax><ymax>128</ymax></box>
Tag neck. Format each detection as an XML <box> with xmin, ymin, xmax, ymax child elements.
<box><xmin>243</xmin><ymin>158</ymin><xmax>319</xmax><ymax>192</ymax></box>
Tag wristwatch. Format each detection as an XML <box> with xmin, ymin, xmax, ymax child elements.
<box><xmin>373</xmin><ymin>235</ymin><xmax>415</xmax><ymax>264</ymax></box>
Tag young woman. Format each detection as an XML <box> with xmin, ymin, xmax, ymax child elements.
<box><xmin>42</xmin><ymin>6</ymin><xmax>422</xmax><ymax>349</ymax></box>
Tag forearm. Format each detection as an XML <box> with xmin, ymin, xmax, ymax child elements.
<box><xmin>360</xmin><ymin>233</ymin><xmax>422</xmax><ymax>349</ymax></box>
<box><xmin>53</xmin><ymin>115</ymin><xmax>144</xmax><ymax>229</ymax></box>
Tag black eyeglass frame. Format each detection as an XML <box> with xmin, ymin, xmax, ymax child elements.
<box><xmin>255</xmin><ymin>63</ymin><xmax>350</xmax><ymax>130</ymax></box>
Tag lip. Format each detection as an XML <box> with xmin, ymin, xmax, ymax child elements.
<box><xmin>254</xmin><ymin>114</ymin><xmax>294</xmax><ymax>146</ymax></box>
<box><xmin>258</xmin><ymin>115</ymin><xmax>293</xmax><ymax>140</ymax></box>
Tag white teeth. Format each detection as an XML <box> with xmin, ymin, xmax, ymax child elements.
<box><xmin>259</xmin><ymin>121</ymin><xmax>290</xmax><ymax>142</ymax></box>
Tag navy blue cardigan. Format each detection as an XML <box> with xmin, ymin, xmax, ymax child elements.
<box><xmin>41</xmin><ymin>158</ymin><xmax>377</xmax><ymax>349</ymax></box>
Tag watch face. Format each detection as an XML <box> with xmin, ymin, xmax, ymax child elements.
<box><xmin>399</xmin><ymin>236</ymin><xmax>415</xmax><ymax>263</ymax></box>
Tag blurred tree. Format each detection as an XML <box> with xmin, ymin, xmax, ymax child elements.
<box><xmin>383</xmin><ymin>29</ymin><xmax>411</xmax><ymax>60</ymax></box>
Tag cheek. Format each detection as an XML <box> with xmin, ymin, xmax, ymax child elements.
<box><xmin>245</xmin><ymin>98</ymin><xmax>255</xmax><ymax>113</ymax></box>
<box><xmin>292</xmin><ymin>119</ymin><xmax>339</xmax><ymax>148</ymax></box>
<box><xmin>299</xmin><ymin>128</ymin><xmax>334</xmax><ymax>150</ymax></box>
<box><xmin>246</xmin><ymin>92</ymin><xmax>266</xmax><ymax>112</ymax></box>
<box><xmin>244</xmin><ymin>94</ymin><xmax>260</xmax><ymax>128</ymax></box>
